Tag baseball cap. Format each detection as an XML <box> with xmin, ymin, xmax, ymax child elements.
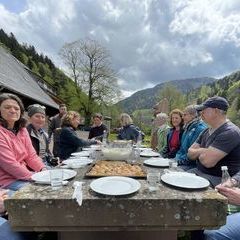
<box><xmin>195</xmin><ymin>96</ymin><xmax>229</xmax><ymax>111</ymax></box>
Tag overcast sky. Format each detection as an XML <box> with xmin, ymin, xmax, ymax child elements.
<box><xmin>1</xmin><ymin>0</ymin><xmax>240</xmax><ymax>98</ymax></box>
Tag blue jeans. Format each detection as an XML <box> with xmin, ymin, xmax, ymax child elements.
<box><xmin>204</xmin><ymin>212</ymin><xmax>240</xmax><ymax>240</ymax></box>
<box><xmin>5</xmin><ymin>181</ymin><xmax>29</xmax><ymax>191</ymax></box>
<box><xmin>0</xmin><ymin>217</ymin><xmax>25</xmax><ymax>240</ymax></box>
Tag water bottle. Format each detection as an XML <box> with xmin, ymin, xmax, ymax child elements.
<box><xmin>136</xmin><ymin>132</ymin><xmax>142</xmax><ymax>148</ymax></box>
<box><xmin>221</xmin><ymin>166</ymin><xmax>230</xmax><ymax>184</ymax></box>
<box><xmin>221</xmin><ymin>166</ymin><xmax>240</xmax><ymax>214</ymax></box>
<box><xmin>102</xmin><ymin>130</ymin><xmax>107</xmax><ymax>146</ymax></box>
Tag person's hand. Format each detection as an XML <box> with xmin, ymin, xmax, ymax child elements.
<box><xmin>215</xmin><ymin>185</ymin><xmax>240</xmax><ymax>205</ymax></box>
<box><xmin>47</xmin><ymin>138</ymin><xmax>51</xmax><ymax>144</ymax></box>
<box><xmin>216</xmin><ymin>179</ymin><xmax>237</xmax><ymax>188</ymax></box>
<box><xmin>0</xmin><ymin>189</ymin><xmax>8</xmax><ymax>213</ymax></box>
<box><xmin>96</xmin><ymin>140</ymin><xmax>102</xmax><ymax>145</ymax></box>
<box><xmin>41</xmin><ymin>167</ymin><xmax>48</xmax><ymax>171</ymax></box>
<box><xmin>50</xmin><ymin>157</ymin><xmax>60</xmax><ymax>167</ymax></box>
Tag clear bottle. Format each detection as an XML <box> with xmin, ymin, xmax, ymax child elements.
<box><xmin>221</xmin><ymin>166</ymin><xmax>231</xmax><ymax>184</ymax></box>
<box><xmin>221</xmin><ymin>166</ymin><xmax>240</xmax><ymax>214</ymax></box>
<box><xmin>102</xmin><ymin>130</ymin><xmax>107</xmax><ymax>146</ymax></box>
<box><xmin>136</xmin><ymin>133</ymin><xmax>142</xmax><ymax>148</ymax></box>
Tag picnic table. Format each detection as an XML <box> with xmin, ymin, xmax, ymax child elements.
<box><xmin>4</xmin><ymin>159</ymin><xmax>227</xmax><ymax>240</ymax></box>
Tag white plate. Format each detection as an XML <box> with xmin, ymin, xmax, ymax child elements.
<box><xmin>62</xmin><ymin>158</ymin><xmax>93</xmax><ymax>166</ymax></box>
<box><xmin>161</xmin><ymin>172</ymin><xmax>210</xmax><ymax>189</ymax></box>
<box><xmin>140</xmin><ymin>151</ymin><xmax>160</xmax><ymax>157</ymax></box>
<box><xmin>69</xmin><ymin>156</ymin><xmax>89</xmax><ymax>160</ymax></box>
<box><xmin>71</xmin><ymin>151</ymin><xmax>90</xmax><ymax>157</ymax></box>
<box><xmin>90</xmin><ymin>145</ymin><xmax>102</xmax><ymax>151</ymax></box>
<box><xmin>82</xmin><ymin>147</ymin><xmax>90</xmax><ymax>151</ymax></box>
<box><xmin>82</xmin><ymin>146</ymin><xmax>101</xmax><ymax>151</ymax></box>
<box><xmin>144</xmin><ymin>158</ymin><xmax>170</xmax><ymax>167</ymax></box>
<box><xmin>31</xmin><ymin>169</ymin><xmax>77</xmax><ymax>184</ymax></box>
<box><xmin>135</xmin><ymin>147</ymin><xmax>152</xmax><ymax>152</ymax></box>
<box><xmin>90</xmin><ymin>176</ymin><xmax>141</xmax><ymax>196</ymax></box>
<box><xmin>133</xmin><ymin>144</ymin><xmax>147</xmax><ymax>148</ymax></box>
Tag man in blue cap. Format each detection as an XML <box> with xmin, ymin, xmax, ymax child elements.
<box><xmin>187</xmin><ymin>96</ymin><xmax>240</xmax><ymax>187</ymax></box>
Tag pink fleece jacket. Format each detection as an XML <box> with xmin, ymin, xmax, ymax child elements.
<box><xmin>0</xmin><ymin>125</ymin><xmax>45</xmax><ymax>188</ymax></box>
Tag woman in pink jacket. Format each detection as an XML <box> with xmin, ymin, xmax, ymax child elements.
<box><xmin>0</xmin><ymin>93</ymin><xmax>46</xmax><ymax>191</ymax></box>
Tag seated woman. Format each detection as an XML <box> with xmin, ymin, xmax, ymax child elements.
<box><xmin>27</xmin><ymin>104</ymin><xmax>57</xmax><ymax>167</ymax></box>
<box><xmin>161</xmin><ymin>109</ymin><xmax>184</xmax><ymax>159</ymax></box>
<box><xmin>155</xmin><ymin>113</ymin><xmax>169</xmax><ymax>152</ymax></box>
<box><xmin>0</xmin><ymin>93</ymin><xmax>46</xmax><ymax>191</ymax></box>
<box><xmin>88</xmin><ymin>113</ymin><xmax>108</xmax><ymax>141</ymax></box>
<box><xmin>59</xmin><ymin>111</ymin><xmax>100</xmax><ymax>160</ymax></box>
<box><xmin>117</xmin><ymin>113</ymin><xmax>143</xmax><ymax>143</ymax></box>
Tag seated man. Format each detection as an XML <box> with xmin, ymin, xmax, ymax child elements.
<box><xmin>175</xmin><ymin>105</ymin><xmax>206</xmax><ymax>170</ymax></box>
<box><xmin>188</xmin><ymin>96</ymin><xmax>240</xmax><ymax>187</ymax></box>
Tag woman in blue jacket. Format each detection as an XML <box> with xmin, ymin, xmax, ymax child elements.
<box><xmin>117</xmin><ymin>113</ymin><xmax>144</xmax><ymax>143</ymax></box>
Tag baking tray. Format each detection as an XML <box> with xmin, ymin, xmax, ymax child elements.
<box><xmin>85</xmin><ymin>160</ymin><xmax>146</xmax><ymax>179</ymax></box>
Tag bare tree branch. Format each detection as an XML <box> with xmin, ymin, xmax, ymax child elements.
<box><xmin>59</xmin><ymin>38</ymin><xmax>121</xmax><ymax>124</ymax></box>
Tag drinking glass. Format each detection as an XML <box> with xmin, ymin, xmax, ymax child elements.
<box><xmin>128</xmin><ymin>148</ymin><xmax>140</xmax><ymax>164</ymax></box>
<box><xmin>147</xmin><ymin>171</ymin><xmax>160</xmax><ymax>192</ymax></box>
<box><xmin>50</xmin><ymin>169</ymin><xmax>63</xmax><ymax>190</ymax></box>
<box><xmin>168</xmin><ymin>160</ymin><xmax>178</xmax><ymax>171</ymax></box>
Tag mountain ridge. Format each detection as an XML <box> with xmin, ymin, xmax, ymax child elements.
<box><xmin>117</xmin><ymin>77</ymin><xmax>216</xmax><ymax>113</ymax></box>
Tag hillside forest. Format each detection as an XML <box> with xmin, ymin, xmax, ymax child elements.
<box><xmin>0</xmin><ymin>29</ymin><xmax>121</xmax><ymax>126</ymax></box>
<box><xmin>1</xmin><ymin>29</ymin><xmax>240</xmax><ymax>133</ymax></box>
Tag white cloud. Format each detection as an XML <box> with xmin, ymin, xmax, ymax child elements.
<box><xmin>0</xmin><ymin>0</ymin><xmax>240</xmax><ymax>98</ymax></box>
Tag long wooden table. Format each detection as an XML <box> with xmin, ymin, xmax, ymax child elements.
<box><xmin>5</xmin><ymin>160</ymin><xmax>227</xmax><ymax>240</ymax></box>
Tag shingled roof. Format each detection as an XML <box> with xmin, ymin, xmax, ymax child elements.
<box><xmin>0</xmin><ymin>47</ymin><xmax>58</xmax><ymax>109</ymax></box>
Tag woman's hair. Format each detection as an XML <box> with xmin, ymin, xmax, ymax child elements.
<box><xmin>0</xmin><ymin>93</ymin><xmax>27</xmax><ymax>131</ymax></box>
<box><xmin>93</xmin><ymin>113</ymin><xmax>103</xmax><ymax>120</ymax></box>
<box><xmin>169</xmin><ymin>109</ymin><xmax>184</xmax><ymax>127</ymax></box>
<box><xmin>155</xmin><ymin>113</ymin><xmax>168</xmax><ymax>122</ymax></box>
<box><xmin>184</xmin><ymin>105</ymin><xmax>198</xmax><ymax>118</ymax></box>
<box><xmin>120</xmin><ymin>113</ymin><xmax>133</xmax><ymax>126</ymax></box>
<box><xmin>61</xmin><ymin>111</ymin><xmax>80</xmax><ymax>129</ymax></box>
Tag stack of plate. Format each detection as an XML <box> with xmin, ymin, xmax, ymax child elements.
<box><xmin>144</xmin><ymin>157</ymin><xmax>170</xmax><ymax>167</ymax></box>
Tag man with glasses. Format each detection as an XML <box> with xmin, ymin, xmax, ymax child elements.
<box><xmin>187</xmin><ymin>96</ymin><xmax>240</xmax><ymax>187</ymax></box>
<box><xmin>175</xmin><ymin>105</ymin><xmax>206</xmax><ymax>170</ymax></box>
